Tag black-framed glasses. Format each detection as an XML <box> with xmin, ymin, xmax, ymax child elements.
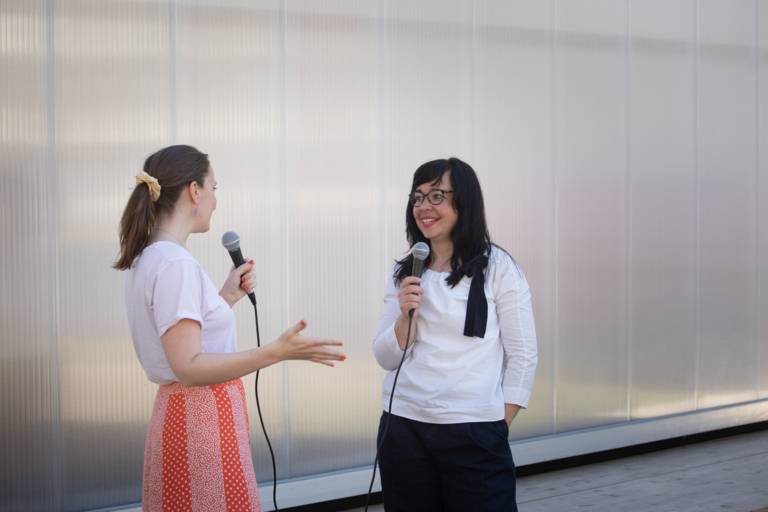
<box><xmin>409</xmin><ymin>188</ymin><xmax>454</xmax><ymax>207</ymax></box>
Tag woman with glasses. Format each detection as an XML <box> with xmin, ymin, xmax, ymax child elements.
<box><xmin>372</xmin><ymin>157</ymin><xmax>538</xmax><ymax>511</ymax></box>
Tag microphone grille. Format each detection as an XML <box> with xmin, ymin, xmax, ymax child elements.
<box><xmin>221</xmin><ymin>231</ymin><xmax>241</xmax><ymax>251</ymax></box>
<box><xmin>411</xmin><ymin>242</ymin><xmax>430</xmax><ymax>261</ymax></box>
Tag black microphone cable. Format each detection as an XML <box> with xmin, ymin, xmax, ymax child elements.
<box><xmin>364</xmin><ymin>308</ymin><xmax>415</xmax><ymax>512</ymax></box>
<box><xmin>250</xmin><ymin>300</ymin><xmax>280</xmax><ymax>512</ymax></box>
<box><xmin>222</xmin><ymin>232</ymin><xmax>279</xmax><ymax>511</ymax></box>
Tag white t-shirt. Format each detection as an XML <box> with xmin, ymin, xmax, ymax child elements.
<box><xmin>372</xmin><ymin>246</ymin><xmax>538</xmax><ymax>424</ymax></box>
<box><xmin>125</xmin><ymin>241</ymin><xmax>237</xmax><ymax>384</ymax></box>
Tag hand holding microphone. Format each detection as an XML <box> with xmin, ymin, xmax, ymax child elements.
<box><xmin>221</xmin><ymin>231</ymin><xmax>257</xmax><ymax>306</ymax></box>
<box><xmin>395</xmin><ymin>242</ymin><xmax>430</xmax><ymax>349</ymax></box>
<box><xmin>398</xmin><ymin>242</ymin><xmax>430</xmax><ymax>319</ymax></box>
<box><xmin>219</xmin><ymin>260</ymin><xmax>256</xmax><ymax>307</ymax></box>
<box><xmin>398</xmin><ymin>277</ymin><xmax>423</xmax><ymax>319</ymax></box>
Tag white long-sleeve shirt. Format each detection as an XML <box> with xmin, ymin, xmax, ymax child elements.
<box><xmin>373</xmin><ymin>246</ymin><xmax>538</xmax><ymax>424</ymax></box>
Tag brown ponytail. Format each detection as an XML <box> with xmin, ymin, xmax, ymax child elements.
<box><xmin>113</xmin><ymin>145</ymin><xmax>210</xmax><ymax>270</ymax></box>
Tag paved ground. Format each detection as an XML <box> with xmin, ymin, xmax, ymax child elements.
<box><xmin>347</xmin><ymin>429</ymin><xmax>768</xmax><ymax>512</ymax></box>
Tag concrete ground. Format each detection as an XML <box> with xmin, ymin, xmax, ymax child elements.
<box><xmin>347</xmin><ymin>429</ymin><xmax>768</xmax><ymax>512</ymax></box>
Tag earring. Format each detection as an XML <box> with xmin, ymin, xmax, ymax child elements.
<box><xmin>192</xmin><ymin>207</ymin><xmax>198</xmax><ymax>217</ymax></box>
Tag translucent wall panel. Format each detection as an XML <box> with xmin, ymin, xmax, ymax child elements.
<box><xmin>696</xmin><ymin>0</ymin><xmax>758</xmax><ymax>409</ymax></box>
<box><xmin>174</xmin><ymin>0</ymin><xmax>287</xmax><ymax>483</ymax></box>
<box><xmin>2</xmin><ymin>2</ymin><xmax>768</xmax><ymax>510</ymax></box>
<box><xmin>0</xmin><ymin>3</ymin><xmax>59</xmax><ymax>511</ymax></box>
<box><xmin>553</xmin><ymin>0</ymin><xmax>629</xmax><ymax>431</ymax></box>
<box><xmin>473</xmin><ymin>0</ymin><xmax>555</xmax><ymax>439</ymax></box>
<box><xmin>628</xmin><ymin>0</ymin><xmax>697</xmax><ymax>419</ymax></box>
<box><xmin>282</xmin><ymin>0</ymin><xmax>382</xmax><ymax>477</ymax></box>
<box><xmin>384</xmin><ymin>0</ymin><xmax>474</xmax><ymax>259</ymax></box>
<box><xmin>52</xmin><ymin>1</ymin><xmax>173</xmax><ymax>509</ymax></box>
<box><xmin>760</xmin><ymin>0</ymin><xmax>768</xmax><ymax>399</ymax></box>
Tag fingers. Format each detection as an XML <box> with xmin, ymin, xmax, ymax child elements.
<box><xmin>277</xmin><ymin>322</ymin><xmax>346</xmax><ymax>366</ymax></box>
<box><xmin>235</xmin><ymin>259</ymin><xmax>254</xmax><ymax>276</ymax></box>
<box><xmin>324</xmin><ymin>350</ymin><xmax>346</xmax><ymax>362</ymax></box>
<box><xmin>312</xmin><ymin>352</ymin><xmax>346</xmax><ymax>363</ymax></box>
<box><xmin>399</xmin><ymin>278</ymin><xmax>422</xmax><ymax>297</ymax></box>
<box><xmin>233</xmin><ymin>260</ymin><xmax>256</xmax><ymax>294</ymax></box>
<box><xmin>399</xmin><ymin>286</ymin><xmax>422</xmax><ymax>297</ymax></box>
<box><xmin>240</xmin><ymin>268</ymin><xmax>257</xmax><ymax>293</ymax></box>
<box><xmin>400</xmin><ymin>302</ymin><xmax>421</xmax><ymax>315</ymax></box>
<box><xmin>399</xmin><ymin>288</ymin><xmax>422</xmax><ymax>304</ymax></box>
<box><xmin>401</xmin><ymin>276</ymin><xmax>421</xmax><ymax>286</ymax></box>
<box><xmin>303</xmin><ymin>340</ymin><xmax>346</xmax><ymax>362</ymax></box>
<box><xmin>286</xmin><ymin>319</ymin><xmax>307</xmax><ymax>337</ymax></box>
<box><xmin>305</xmin><ymin>338</ymin><xmax>344</xmax><ymax>347</ymax></box>
<box><xmin>305</xmin><ymin>340</ymin><xmax>345</xmax><ymax>355</ymax></box>
<box><xmin>311</xmin><ymin>355</ymin><xmax>344</xmax><ymax>366</ymax></box>
<box><xmin>322</xmin><ymin>350</ymin><xmax>346</xmax><ymax>362</ymax></box>
<box><xmin>399</xmin><ymin>281</ymin><xmax>422</xmax><ymax>314</ymax></box>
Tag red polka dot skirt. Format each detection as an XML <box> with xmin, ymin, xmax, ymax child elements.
<box><xmin>143</xmin><ymin>379</ymin><xmax>262</xmax><ymax>511</ymax></box>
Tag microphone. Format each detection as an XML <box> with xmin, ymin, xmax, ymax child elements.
<box><xmin>410</xmin><ymin>241</ymin><xmax>430</xmax><ymax>278</ymax></box>
<box><xmin>409</xmin><ymin>242</ymin><xmax>430</xmax><ymax>318</ymax></box>
<box><xmin>221</xmin><ymin>231</ymin><xmax>256</xmax><ymax>306</ymax></box>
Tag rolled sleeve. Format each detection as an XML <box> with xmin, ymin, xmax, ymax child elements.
<box><xmin>151</xmin><ymin>259</ymin><xmax>204</xmax><ymax>337</ymax></box>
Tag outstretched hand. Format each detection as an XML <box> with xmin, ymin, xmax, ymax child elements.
<box><xmin>272</xmin><ymin>320</ymin><xmax>346</xmax><ymax>367</ymax></box>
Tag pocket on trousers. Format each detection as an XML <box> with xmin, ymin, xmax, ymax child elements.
<box><xmin>467</xmin><ymin>420</ymin><xmax>510</xmax><ymax>456</ymax></box>
<box><xmin>377</xmin><ymin>412</ymin><xmax>388</xmax><ymax>447</ymax></box>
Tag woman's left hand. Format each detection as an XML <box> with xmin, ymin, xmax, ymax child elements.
<box><xmin>505</xmin><ymin>403</ymin><xmax>521</xmax><ymax>427</ymax></box>
<box><xmin>219</xmin><ymin>259</ymin><xmax>256</xmax><ymax>307</ymax></box>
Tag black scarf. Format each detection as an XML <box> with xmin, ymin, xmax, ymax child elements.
<box><xmin>458</xmin><ymin>252</ymin><xmax>489</xmax><ymax>338</ymax></box>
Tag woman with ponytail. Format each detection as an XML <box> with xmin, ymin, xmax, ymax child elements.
<box><xmin>372</xmin><ymin>158</ymin><xmax>538</xmax><ymax>511</ymax></box>
<box><xmin>116</xmin><ymin>145</ymin><xmax>345</xmax><ymax>511</ymax></box>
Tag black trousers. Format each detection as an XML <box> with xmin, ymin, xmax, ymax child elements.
<box><xmin>377</xmin><ymin>412</ymin><xmax>517</xmax><ymax>512</ymax></box>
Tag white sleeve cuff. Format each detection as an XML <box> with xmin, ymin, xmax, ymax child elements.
<box><xmin>503</xmin><ymin>386</ymin><xmax>531</xmax><ymax>409</ymax></box>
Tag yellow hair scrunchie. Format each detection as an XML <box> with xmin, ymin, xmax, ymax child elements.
<box><xmin>135</xmin><ymin>171</ymin><xmax>161</xmax><ymax>202</ymax></box>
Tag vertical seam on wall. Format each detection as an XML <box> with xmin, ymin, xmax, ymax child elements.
<box><xmin>45</xmin><ymin>1</ymin><xmax>62</xmax><ymax>509</ymax></box>
<box><xmin>168</xmin><ymin>0</ymin><xmax>177</xmax><ymax>143</ymax></box>
<box><xmin>378</xmin><ymin>0</ymin><xmax>389</xmax><ymax>285</ymax></box>
<box><xmin>625</xmin><ymin>0</ymin><xmax>633</xmax><ymax>423</ymax></box>
<box><xmin>276</xmin><ymin>0</ymin><xmax>290</xmax><ymax>479</ymax></box>
<box><xmin>754</xmin><ymin>0</ymin><xmax>761</xmax><ymax>397</ymax></box>
<box><xmin>693</xmin><ymin>0</ymin><xmax>701</xmax><ymax>411</ymax></box>
<box><xmin>469</xmin><ymin>0</ymin><xmax>476</xmax><ymax>162</ymax></box>
<box><xmin>550</xmin><ymin>0</ymin><xmax>559</xmax><ymax>435</ymax></box>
